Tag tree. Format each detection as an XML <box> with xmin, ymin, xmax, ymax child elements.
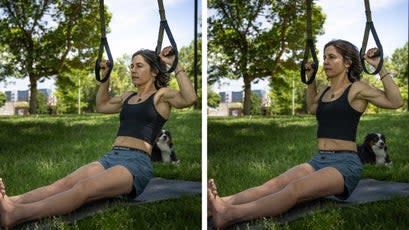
<box><xmin>178</xmin><ymin>38</ymin><xmax>202</xmax><ymax>109</ymax></box>
<box><xmin>108</xmin><ymin>54</ymin><xmax>134</xmax><ymax>95</ymax></box>
<box><xmin>0</xmin><ymin>91</ymin><xmax>6</xmax><ymax>107</ymax></box>
<box><xmin>250</xmin><ymin>92</ymin><xmax>262</xmax><ymax>115</ymax></box>
<box><xmin>0</xmin><ymin>0</ymin><xmax>104</xmax><ymax>114</ymax></box>
<box><xmin>208</xmin><ymin>0</ymin><xmax>325</xmax><ymax>115</ymax></box>
<box><xmin>389</xmin><ymin>42</ymin><xmax>408</xmax><ymax>111</ymax></box>
<box><xmin>55</xmin><ymin>69</ymin><xmax>95</xmax><ymax>114</ymax></box>
<box><xmin>36</xmin><ymin>91</ymin><xmax>48</xmax><ymax>114</ymax></box>
<box><xmin>207</xmin><ymin>88</ymin><xmax>221</xmax><ymax>108</ymax></box>
<box><xmin>55</xmin><ymin>53</ymin><xmax>132</xmax><ymax>114</ymax></box>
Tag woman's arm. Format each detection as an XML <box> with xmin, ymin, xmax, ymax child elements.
<box><xmin>305</xmin><ymin>62</ymin><xmax>322</xmax><ymax>114</ymax></box>
<box><xmin>307</xmin><ymin>80</ymin><xmax>319</xmax><ymax>114</ymax></box>
<box><xmin>160</xmin><ymin>47</ymin><xmax>197</xmax><ymax>109</ymax></box>
<box><xmin>95</xmin><ymin>60</ymin><xmax>125</xmax><ymax>114</ymax></box>
<box><xmin>356</xmin><ymin>48</ymin><xmax>403</xmax><ymax>109</ymax></box>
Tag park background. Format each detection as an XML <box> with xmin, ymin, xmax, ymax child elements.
<box><xmin>0</xmin><ymin>0</ymin><xmax>202</xmax><ymax>229</ymax></box>
<box><xmin>207</xmin><ymin>0</ymin><xmax>408</xmax><ymax>229</ymax></box>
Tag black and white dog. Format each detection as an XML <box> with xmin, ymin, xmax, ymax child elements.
<box><xmin>151</xmin><ymin>130</ymin><xmax>180</xmax><ymax>164</ymax></box>
<box><xmin>357</xmin><ymin>133</ymin><xmax>391</xmax><ymax>166</ymax></box>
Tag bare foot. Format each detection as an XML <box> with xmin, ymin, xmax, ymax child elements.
<box><xmin>0</xmin><ymin>181</ymin><xmax>17</xmax><ymax>228</ymax></box>
<box><xmin>207</xmin><ymin>181</ymin><xmax>235</xmax><ymax>229</ymax></box>
<box><xmin>207</xmin><ymin>179</ymin><xmax>218</xmax><ymax>218</ymax></box>
<box><xmin>0</xmin><ymin>178</ymin><xmax>5</xmax><ymax>198</ymax></box>
<box><xmin>208</xmin><ymin>179</ymin><xmax>218</xmax><ymax>198</ymax></box>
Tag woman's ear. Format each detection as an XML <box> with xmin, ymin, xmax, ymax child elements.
<box><xmin>151</xmin><ymin>68</ymin><xmax>159</xmax><ymax>78</ymax></box>
<box><xmin>344</xmin><ymin>57</ymin><xmax>352</xmax><ymax>68</ymax></box>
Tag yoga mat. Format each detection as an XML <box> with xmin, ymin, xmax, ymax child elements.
<box><xmin>14</xmin><ymin>177</ymin><xmax>201</xmax><ymax>230</ymax></box>
<box><xmin>208</xmin><ymin>179</ymin><xmax>409</xmax><ymax>229</ymax></box>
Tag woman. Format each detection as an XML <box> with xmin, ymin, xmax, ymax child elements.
<box><xmin>0</xmin><ymin>46</ymin><xmax>197</xmax><ymax>228</ymax></box>
<box><xmin>208</xmin><ymin>39</ymin><xmax>403</xmax><ymax>229</ymax></box>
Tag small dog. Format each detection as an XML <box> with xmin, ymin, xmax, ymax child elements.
<box><xmin>357</xmin><ymin>133</ymin><xmax>391</xmax><ymax>166</ymax></box>
<box><xmin>151</xmin><ymin>129</ymin><xmax>180</xmax><ymax>164</ymax></box>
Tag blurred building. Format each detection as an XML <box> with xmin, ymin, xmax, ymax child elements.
<box><xmin>208</xmin><ymin>89</ymin><xmax>270</xmax><ymax>116</ymax></box>
<box><xmin>0</xmin><ymin>88</ymin><xmax>56</xmax><ymax>115</ymax></box>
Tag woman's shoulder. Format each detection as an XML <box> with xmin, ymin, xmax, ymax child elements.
<box><xmin>119</xmin><ymin>91</ymin><xmax>136</xmax><ymax>102</ymax></box>
<box><xmin>122</xmin><ymin>91</ymin><xmax>136</xmax><ymax>97</ymax></box>
<box><xmin>350</xmin><ymin>80</ymin><xmax>372</xmax><ymax>92</ymax></box>
<box><xmin>155</xmin><ymin>87</ymin><xmax>175</xmax><ymax>97</ymax></box>
<box><xmin>349</xmin><ymin>80</ymin><xmax>375</xmax><ymax>102</ymax></box>
<box><xmin>317</xmin><ymin>84</ymin><xmax>330</xmax><ymax>97</ymax></box>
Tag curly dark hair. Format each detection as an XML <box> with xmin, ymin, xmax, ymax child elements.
<box><xmin>324</xmin><ymin>39</ymin><xmax>363</xmax><ymax>82</ymax></box>
<box><xmin>131</xmin><ymin>49</ymin><xmax>170</xmax><ymax>89</ymax></box>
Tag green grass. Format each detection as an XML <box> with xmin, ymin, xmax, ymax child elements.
<box><xmin>0</xmin><ymin>110</ymin><xmax>201</xmax><ymax>229</ymax></box>
<box><xmin>208</xmin><ymin>112</ymin><xmax>409</xmax><ymax>229</ymax></box>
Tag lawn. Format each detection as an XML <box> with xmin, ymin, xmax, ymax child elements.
<box><xmin>208</xmin><ymin>112</ymin><xmax>409</xmax><ymax>229</ymax></box>
<box><xmin>0</xmin><ymin>110</ymin><xmax>201</xmax><ymax>229</ymax></box>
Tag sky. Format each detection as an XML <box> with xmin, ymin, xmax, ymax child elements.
<box><xmin>0</xmin><ymin>0</ymin><xmax>201</xmax><ymax>91</ymax></box>
<box><xmin>212</xmin><ymin>0</ymin><xmax>409</xmax><ymax>92</ymax></box>
<box><xmin>1</xmin><ymin>0</ymin><xmax>407</xmax><ymax>92</ymax></box>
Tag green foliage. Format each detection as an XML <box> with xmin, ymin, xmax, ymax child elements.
<box><xmin>0</xmin><ymin>1</ymin><xmax>104</xmax><ymax>113</ymax></box>
<box><xmin>108</xmin><ymin>54</ymin><xmax>134</xmax><ymax>95</ymax></box>
<box><xmin>389</xmin><ymin>42</ymin><xmax>408</xmax><ymax>85</ymax></box>
<box><xmin>269</xmin><ymin>70</ymin><xmax>305</xmax><ymax>115</ymax></box>
<box><xmin>36</xmin><ymin>91</ymin><xmax>49</xmax><ymax>114</ymax></box>
<box><xmin>0</xmin><ymin>91</ymin><xmax>6</xmax><ymax>107</ymax></box>
<box><xmin>389</xmin><ymin>42</ymin><xmax>408</xmax><ymax>111</ymax></box>
<box><xmin>55</xmin><ymin>54</ymin><xmax>133</xmax><ymax>114</ymax></box>
<box><xmin>250</xmin><ymin>92</ymin><xmax>262</xmax><ymax>115</ymax></box>
<box><xmin>178</xmin><ymin>38</ymin><xmax>202</xmax><ymax>109</ymax></box>
<box><xmin>55</xmin><ymin>70</ymin><xmax>97</xmax><ymax>114</ymax></box>
<box><xmin>208</xmin><ymin>0</ymin><xmax>325</xmax><ymax>115</ymax></box>
<box><xmin>208</xmin><ymin>88</ymin><xmax>221</xmax><ymax>108</ymax></box>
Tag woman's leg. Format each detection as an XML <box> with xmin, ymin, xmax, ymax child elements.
<box><xmin>0</xmin><ymin>165</ymin><xmax>133</xmax><ymax>228</ymax></box>
<box><xmin>208</xmin><ymin>167</ymin><xmax>344</xmax><ymax>229</ymax></box>
<box><xmin>211</xmin><ymin>163</ymin><xmax>315</xmax><ymax>206</ymax></box>
<box><xmin>7</xmin><ymin>162</ymin><xmax>105</xmax><ymax>204</ymax></box>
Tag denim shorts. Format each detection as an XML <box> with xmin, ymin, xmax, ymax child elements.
<box><xmin>98</xmin><ymin>147</ymin><xmax>153</xmax><ymax>199</ymax></box>
<box><xmin>308</xmin><ymin>151</ymin><xmax>362</xmax><ymax>200</ymax></box>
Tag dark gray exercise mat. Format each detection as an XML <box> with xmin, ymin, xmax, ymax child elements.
<box><xmin>208</xmin><ymin>179</ymin><xmax>409</xmax><ymax>229</ymax></box>
<box><xmin>14</xmin><ymin>177</ymin><xmax>201</xmax><ymax>230</ymax></box>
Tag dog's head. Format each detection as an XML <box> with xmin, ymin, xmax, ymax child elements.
<box><xmin>364</xmin><ymin>133</ymin><xmax>386</xmax><ymax>151</ymax></box>
<box><xmin>156</xmin><ymin>129</ymin><xmax>173</xmax><ymax>147</ymax></box>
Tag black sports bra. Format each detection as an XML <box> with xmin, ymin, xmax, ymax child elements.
<box><xmin>316</xmin><ymin>85</ymin><xmax>363</xmax><ymax>141</ymax></box>
<box><xmin>116</xmin><ymin>92</ymin><xmax>167</xmax><ymax>145</ymax></box>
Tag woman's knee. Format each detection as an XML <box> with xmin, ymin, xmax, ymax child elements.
<box><xmin>263</xmin><ymin>173</ymin><xmax>295</xmax><ymax>191</ymax></box>
<box><xmin>51</xmin><ymin>177</ymin><xmax>75</xmax><ymax>191</ymax></box>
<box><xmin>70</xmin><ymin>179</ymin><xmax>94</xmax><ymax>199</ymax></box>
<box><xmin>261</xmin><ymin>178</ymin><xmax>282</xmax><ymax>191</ymax></box>
<box><xmin>281</xmin><ymin>182</ymin><xmax>303</xmax><ymax>201</ymax></box>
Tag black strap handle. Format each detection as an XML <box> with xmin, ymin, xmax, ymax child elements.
<box><xmin>155</xmin><ymin>0</ymin><xmax>178</xmax><ymax>73</ymax></box>
<box><xmin>95</xmin><ymin>0</ymin><xmax>114</xmax><ymax>83</ymax></box>
<box><xmin>300</xmin><ymin>0</ymin><xmax>319</xmax><ymax>85</ymax></box>
<box><xmin>360</xmin><ymin>0</ymin><xmax>383</xmax><ymax>75</ymax></box>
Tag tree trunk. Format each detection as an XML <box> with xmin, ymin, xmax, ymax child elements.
<box><xmin>243</xmin><ymin>76</ymin><xmax>252</xmax><ymax>115</ymax></box>
<box><xmin>29</xmin><ymin>76</ymin><xmax>38</xmax><ymax>114</ymax></box>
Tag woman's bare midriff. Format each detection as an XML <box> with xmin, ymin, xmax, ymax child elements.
<box><xmin>318</xmin><ymin>138</ymin><xmax>357</xmax><ymax>152</ymax></box>
<box><xmin>113</xmin><ymin>136</ymin><xmax>152</xmax><ymax>155</ymax></box>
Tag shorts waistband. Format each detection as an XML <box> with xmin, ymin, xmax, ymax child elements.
<box><xmin>319</xmin><ymin>150</ymin><xmax>357</xmax><ymax>154</ymax></box>
<box><xmin>112</xmin><ymin>146</ymin><xmax>150</xmax><ymax>156</ymax></box>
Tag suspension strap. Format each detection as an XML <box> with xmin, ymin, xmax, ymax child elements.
<box><xmin>156</xmin><ymin>0</ymin><xmax>178</xmax><ymax>73</ymax></box>
<box><xmin>360</xmin><ymin>0</ymin><xmax>383</xmax><ymax>75</ymax></box>
<box><xmin>95</xmin><ymin>0</ymin><xmax>114</xmax><ymax>83</ymax></box>
<box><xmin>300</xmin><ymin>0</ymin><xmax>319</xmax><ymax>85</ymax></box>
